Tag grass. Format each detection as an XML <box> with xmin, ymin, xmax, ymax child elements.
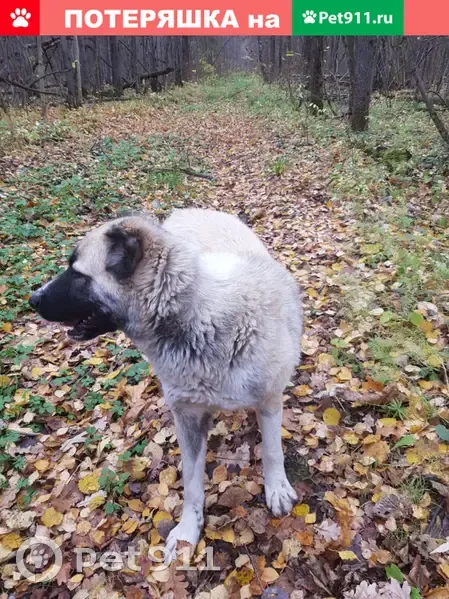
<box><xmin>401</xmin><ymin>475</ymin><xmax>430</xmax><ymax>505</ymax></box>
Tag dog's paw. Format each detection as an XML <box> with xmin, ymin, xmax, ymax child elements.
<box><xmin>265</xmin><ymin>478</ymin><xmax>297</xmax><ymax>517</ymax></box>
<box><xmin>164</xmin><ymin>517</ymin><xmax>202</xmax><ymax>565</ymax></box>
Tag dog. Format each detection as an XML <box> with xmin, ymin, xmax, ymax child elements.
<box><xmin>29</xmin><ymin>208</ymin><xmax>302</xmax><ymax>562</ymax></box>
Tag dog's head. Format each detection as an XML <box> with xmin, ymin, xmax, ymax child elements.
<box><xmin>29</xmin><ymin>216</ymin><xmax>152</xmax><ymax>341</ymax></box>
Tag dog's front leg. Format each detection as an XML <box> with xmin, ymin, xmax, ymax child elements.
<box><xmin>256</xmin><ymin>404</ymin><xmax>297</xmax><ymax>517</ymax></box>
<box><xmin>165</xmin><ymin>404</ymin><xmax>212</xmax><ymax>564</ymax></box>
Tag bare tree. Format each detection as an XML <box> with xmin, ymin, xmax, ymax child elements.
<box><xmin>257</xmin><ymin>37</ymin><xmax>269</xmax><ymax>84</ymax></box>
<box><xmin>109</xmin><ymin>36</ymin><xmax>123</xmax><ymax>96</ymax></box>
<box><xmin>73</xmin><ymin>36</ymin><xmax>83</xmax><ymax>107</ymax></box>
<box><xmin>304</xmin><ymin>37</ymin><xmax>324</xmax><ymax>113</ymax></box>
<box><xmin>60</xmin><ymin>36</ymin><xmax>80</xmax><ymax>108</ymax></box>
<box><xmin>347</xmin><ymin>37</ymin><xmax>378</xmax><ymax>131</ymax></box>
<box><xmin>36</xmin><ymin>36</ymin><xmax>47</xmax><ymax>119</ymax></box>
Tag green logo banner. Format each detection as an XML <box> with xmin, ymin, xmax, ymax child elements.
<box><xmin>293</xmin><ymin>0</ymin><xmax>404</xmax><ymax>35</ymax></box>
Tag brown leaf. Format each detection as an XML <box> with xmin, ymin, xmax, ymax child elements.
<box><xmin>218</xmin><ymin>485</ymin><xmax>253</xmax><ymax>508</ymax></box>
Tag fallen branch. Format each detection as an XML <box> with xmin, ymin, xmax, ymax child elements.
<box><xmin>148</xmin><ymin>166</ymin><xmax>215</xmax><ymax>181</ymax></box>
<box><xmin>0</xmin><ymin>76</ymin><xmax>61</xmax><ymax>97</ymax></box>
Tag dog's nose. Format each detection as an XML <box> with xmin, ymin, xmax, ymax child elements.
<box><xmin>29</xmin><ymin>291</ymin><xmax>41</xmax><ymax>310</ymax></box>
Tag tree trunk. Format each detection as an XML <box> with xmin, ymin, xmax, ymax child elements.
<box><xmin>73</xmin><ymin>36</ymin><xmax>83</xmax><ymax>107</ymax></box>
<box><xmin>347</xmin><ymin>36</ymin><xmax>378</xmax><ymax>131</ymax></box>
<box><xmin>181</xmin><ymin>36</ymin><xmax>190</xmax><ymax>82</ymax></box>
<box><xmin>60</xmin><ymin>36</ymin><xmax>78</xmax><ymax>108</ymax></box>
<box><xmin>304</xmin><ymin>37</ymin><xmax>324</xmax><ymax>112</ymax></box>
<box><xmin>78</xmin><ymin>36</ymin><xmax>90</xmax><ymax>96</ymax></box>
<box><xmin>257</xmin><ymin>37</ymin><xmax>269</xmax><ymax>84</ymax></box>
<box><xmin>36</xmin><ymin>36</ymin><xmax>47</xmax><ymax>120</ymax></box>
<box><xmin>270</xmin><ymin>36</ymin><xmax>276</xmax><ymax>80</ymax></box>
<box><xmin>174</xmin><ymin>38</ymin><xmax>183</xmax><ymax>86</ymax></box>
<box><xmin>131</xmin><ymin>36</ymin><xmax>141</xmax><ymax>93</ymax></box>
<box><xmin>109</xmin><ymin>36</ymin><xmax>123</xmax><ymax>96</ymax></box>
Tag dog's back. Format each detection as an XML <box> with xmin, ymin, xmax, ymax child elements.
<box><xmin>164</xmin><ymin>208</ymin><xmax>268</xmax><ymax>256</ymax></box>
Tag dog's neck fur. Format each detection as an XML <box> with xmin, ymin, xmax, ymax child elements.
<box><xmin>125</xmin><ymin>225</ymin><xmax>205</xmax><ymax>344</ymax></box>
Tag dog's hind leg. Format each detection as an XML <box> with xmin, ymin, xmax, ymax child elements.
<box><xmin>165</xmin><ymin>404</ymin><xmax>213</xmax><ymax>564</ymax></box>
<box><xmin>256</xmin><ymin>403</ymin><xmax>297</xmax><ymax>517</ymax></box>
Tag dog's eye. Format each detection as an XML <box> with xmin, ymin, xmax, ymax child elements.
<box><xmin>69</xmin><ymin>267</ymin><xmax>90</xmax><ymax>281</ymax></box>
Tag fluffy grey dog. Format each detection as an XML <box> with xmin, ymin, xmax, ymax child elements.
<box><xmin>29</xmin><ymin>208</ymin><xmax>302</xmax><ymax>561</ymax></box>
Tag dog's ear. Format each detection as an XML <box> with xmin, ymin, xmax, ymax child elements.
<box><xmin>105</xmin><ymin>226</ymin><xmax>143</xmax><ymax>280</ymax></box>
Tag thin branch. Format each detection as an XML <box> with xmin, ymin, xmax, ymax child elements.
<box><xmin>29</xmin><ymin>69</ymin><xmax>71</xmax><ymax>87</ymax></box>
<box><xmin>0</xmin><ymin>76</ymin><xmax>61</xmax><ymax>96</ymax></box>
<box><xmin>415</xmin><ymin>71</ymin><xmax>449</xmax><ymax>147</ymax></box>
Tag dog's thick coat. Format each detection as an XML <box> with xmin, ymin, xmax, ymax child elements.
<box><xmin>30</xmin><ymin>208</ymin><xmax>302</xmax><ymax>561</ymax></box>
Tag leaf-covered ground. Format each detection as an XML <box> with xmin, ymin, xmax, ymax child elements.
<box><xmin>1</xmin><ymin>76</ymin><xmax>449</xmax><ymax>599</ymax></box>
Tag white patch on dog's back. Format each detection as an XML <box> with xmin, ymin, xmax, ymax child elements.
<box><xmin>200</xmin><ymin>253</ymin><xmax>241</xmax><ymax>280</ymax></box>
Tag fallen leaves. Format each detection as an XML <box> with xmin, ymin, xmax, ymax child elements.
<box><xmin>78</xmin><ymin>473</ymin><xmax>100</xmax><ymax>494</ymax></box>
<box><xmin>41</xmin><ymin>507</ymin><xmax>64</xmax><ymax>527</ymax></box>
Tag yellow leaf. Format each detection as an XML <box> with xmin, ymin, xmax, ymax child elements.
<box><xmin>338</xmin><ymin>367</ymin><xmax>352</xmax><ymax>381</ymax></box>
<box><xmin>221</xmin><ymin>527</ymin><xmax>236</xmax><ymax>544</ymax></box>
<box><xmin>281</xmin><ymin>427</ymin><xmax>292</xmax><ymax>439</ymax></box>
<box><xmin>305</xmin><ymin>513</ymin><xmax>316</xmax><ymax>524</ymax></box>
<box><xmin>78</xmin><ymin>473</ymin><xmax>100</xmax><ymax>494</ymax></box>
<box><xmin>0</xmin><ymin>375</ymin><xmax>10</xmax><ymax>386</ymax></box>
<box><xmin>318</xmin><ymin>353</ymin><xmax>335</xmax><ymax>366</ymax></box>
<box><xmin>261</xmin><ymin>567</ymin><xmax>279</xmax><ymax>583</ymax></box>
<box><xmin>437</xmin><ymin>563</ymin><xmax>449</xmax><ymax>581</ymax></box>
<box><xmin>363</xmin><ymin>440</ymin><xmax>390</xmax><ymax>464</ymax></box>
<box><xmin>339</xmin><ymin>551</ymin><xmax>358</xmax><ymax>561</ymax></box>
<box><xmin>2</xmin><ymin>322</ymin><xmax>12</xmax><ymax>333</ymax></box>
<box><xmin>427</xmin><ymin>354</ymin><xmax>442</xmax><ymax>368</ymax></box>
<box><xmin>412</xmin><ymin>506</ymin><xmax>429</xmax><ymax>520</ymax></box>
<box><xmin>293</xmin><ymin>384</ymin><xmax>312</xmax><ymax>397</ymax></box>
<box><xmin>41</xmin><ymin>507</ymin><xmax>63</xmax><ymax>527</ymax></box>
<box><xmin>104</xmin><ymin>369</ymin><xmax>121</xmax><ymax>380</ymax></box>
<box><xmin>418</xmin><ymin>380</ymin><xmax>434</xmax><ymax>390</ymax></box>
<box><xmin>89</xmin><ymin>495</ymin><xmax>105</xmax><ymax>510</ymax></box>
<box><xmin>235</xmin><ymin>566</ymin><xmax>254</xmax><ymax>586</ymax></box>
<box><xmin>343</xmin><ymin>431</ymin><xmax>359</xmax><ymax>445</ymax></box>
<box><xmin>69</xmin><ymin>574</ymin><xmax>84</xmax><ymax>584</ymax></box>
<box><xmin>121</xmin><ymin>519</ymin><xmax>138</xmax><ymax>534</ymax></box>
<box><xmin>31</xmin><ymin>367</ymin><xmax>45</xmax><ymax>379</ymax></box>
<box><xmin>379</xmin><ymin>418</ymin><xmax>397</xmax><ymax>427</ymax></box>
<box><xmin>323</xmin><ymin>407</ymin><xmax>341</xmax><ymax>426</ymax></box>
<box><xmin>1</xmin><ymin>532</ymin><xmax>22</xmax><ymax>549</ymax></box>
<box><xmin>87</xmin><ymin>357</ymin><xmax>103</xmax><ymax>365</ymax></box>
<box><xmin>150</xmin><ymin>529</ymin><xmax>161</xmax><ymax>545</ymax></box>
<box><xmin>128</xmin><ymin>499</ymin><xmax>144</xmax><ymax>512</ymax></box>
<box><xmin>354</xmin><ymin>463</ymin><xmax>369</xmax><ymax>475</ymax></box>
<box><xmin>307</xmin><ymin>288</ymin><xmax>318</xmax><ymax>298</ymax></box>
<box><xmin>91</xmin><ymin>529</ymin><xmax>105</xmax><ymax>546</ymax></box>
<box><xmin>406</xmin><ymin>449</ymin><xmax>421</xmax><ymax>465</ymax></box>
<box><xmin>159</xmin><ymin>466</ymin><xmax>177</xmax><ymax>486</ymax></box>
<box><xmin>153</xmin><ymin>511</ymin><xmax>173</xmax><ymax>526</ymax></box>
<box><xmin>130</xmin><ymin>457</ymin><xmax>149</xmax><ymax>480</ymax></box>
<box><xmin>34</xmin><ymin>459</ymin><xmax>50</xmax><ymax>472</ymax></box>
<box><xmin>292</xmin><ymin>503</ymin><xmax>310</xmax><ymax>518</ymax></box>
